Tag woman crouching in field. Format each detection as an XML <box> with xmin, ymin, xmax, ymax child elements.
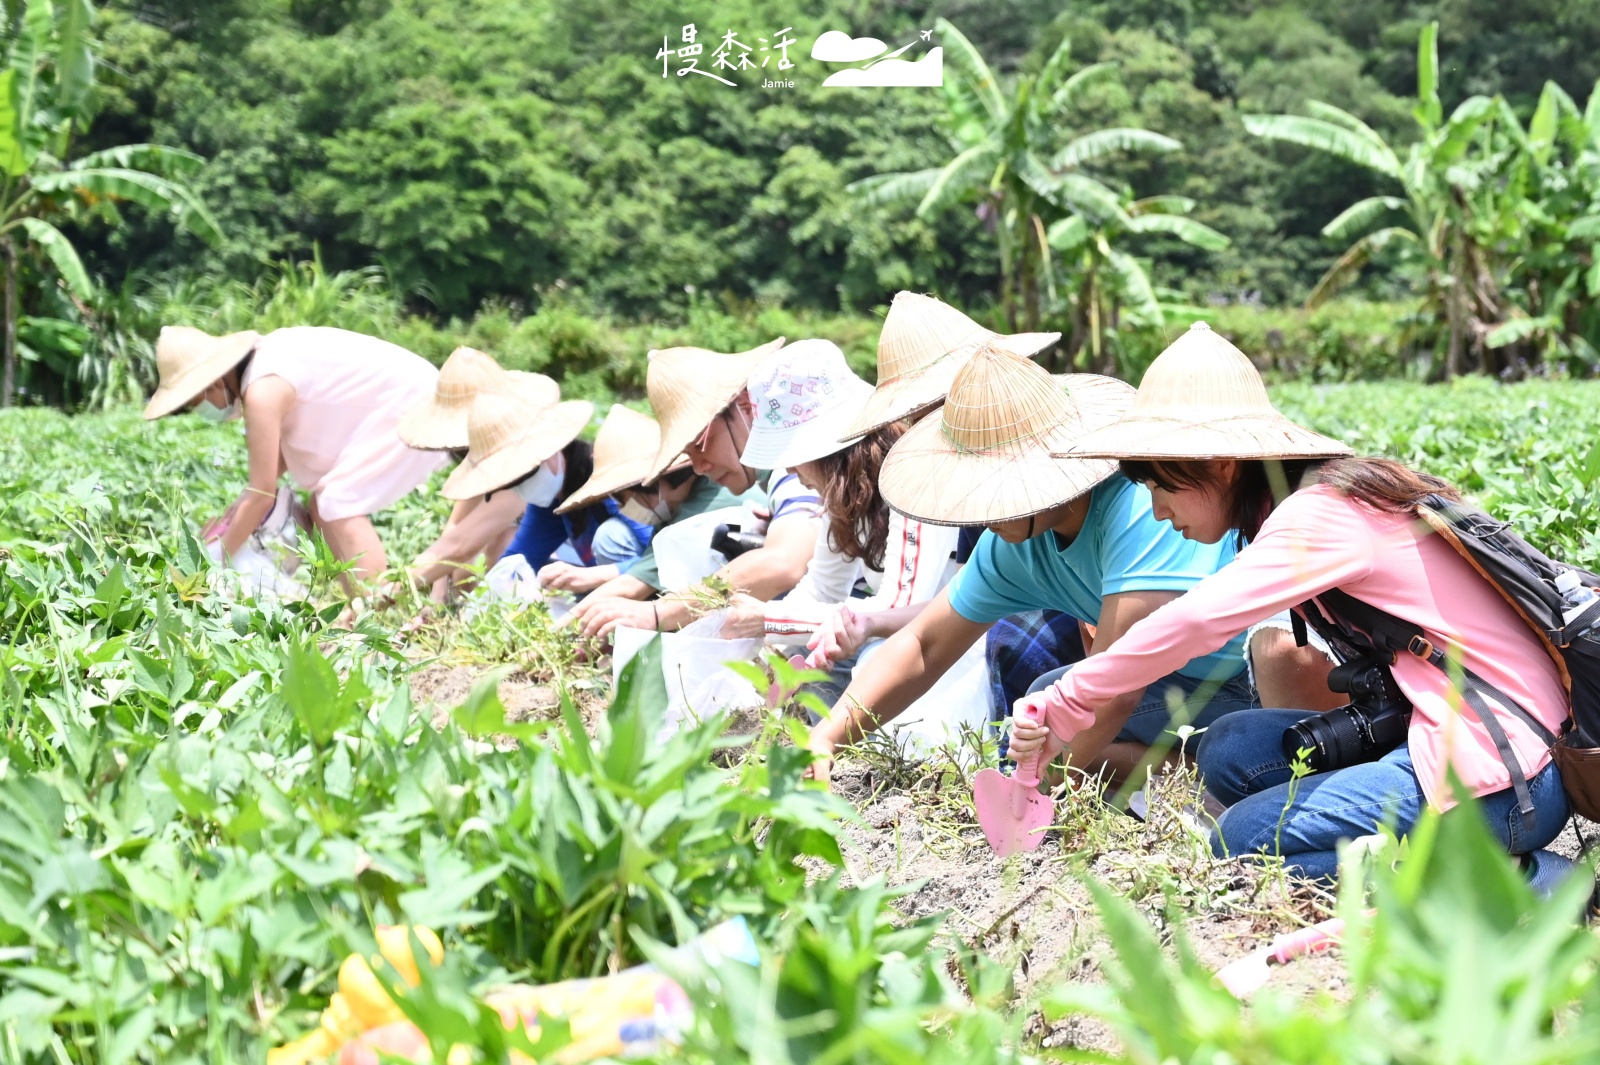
<box><xmin>396</xmin><ymin>345</ymin><xmax>562</xmax><ymax>601</ymax></box>
<box><xmin>1008</xmin><ymin>322</ymin><xmax>1573</xmax><ymax>885</ymax></box>
<box><xmin>713</xmin><ymin>340</ymin><xmax>961</xmax><ymax>697</ymax></box>
<box><xmin>144</xmin><ymin>324</ymin><xmax>445</xmax><ymax>586</ymax></box>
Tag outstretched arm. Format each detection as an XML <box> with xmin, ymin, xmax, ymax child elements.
<box><xmin>573</xmin><ymin>513</ymin><xmax>818</xmax><ymax>639</ymax></box>
<box><xmin>219</xmin><ymin>376</ymin><xmax>293</xmax><ymax>559</ymax></box>
<box><xmin>806</xmin><ymin>589</ymin><xmax>990</xmax><ymax>768</ymax></box>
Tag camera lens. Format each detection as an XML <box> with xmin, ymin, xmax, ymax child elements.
<box><xmin>1283</xmin><ymin>707</ymin><xmax>1369</xmax><ymax>773</ymax></box>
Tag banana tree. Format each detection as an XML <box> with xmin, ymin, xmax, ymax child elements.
<box><xmin>849</xmin><ymin>19</ymin><xmax>1179</xmax><ymax>334</ymax></box>
<box><xmin>1047</xmin><ymin>195</ymin><xmax>1229</xmax><ymax>376</ymax></box>
<box><xmin>1480</xmin><ymin>78</ymin><xmax>1600</xmax><ymax>374</ymax></box>
<box><xmin>0</xmin><ymin>0</ymin><xmax>220</xmax><ymax>407</ymax></box>
<box><xmin>1243</xmin><ymin>22</ymin><xmax>1506</xmax><ymax>378</ymax></box>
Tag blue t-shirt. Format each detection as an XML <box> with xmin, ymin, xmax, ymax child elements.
<box><xmin>946</xmin><ymin>475</ymin><xmax>1246</xmax><ymax>681</ymax></box>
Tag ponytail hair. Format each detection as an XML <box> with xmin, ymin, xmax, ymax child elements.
<box><xmin>1119</xmin><ymin>456</ymin><xmax>1461</xmax><ymax>544</ymax></box>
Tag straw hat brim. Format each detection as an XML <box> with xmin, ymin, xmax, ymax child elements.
<box><xmin>556</xmin><ymin>453</ymin><xmax>690</xmax><ymax>514</ymax></box>
<box><xmin>879</xmin><ymin>374</ymin><xmax>1133</xmax><ymax>527</ymax></box>
<box><xmin>441</xmin><ymin>400</ymin><xmax>594</xmax><ymax>500</ymax></box>
<box><xmin>399</xmin><ymin>372</ymin><xmax>560</xmax><ymax>450</ymax></box>
<box><xmin>1062</xmin><ymin>413</ymin><xmax>1353</xmax><ymax>460</ymax></box>
<box><xmin>646</xmin><ymin>338</ymin><xmax>786</xmax><ymax>482</ymax></box>
<box><xmin>843</xmin><ymin>330</ymin><xmax>1060</xmax><ymax>440</ymax></box>
<box><xmin>142</xmin><ymin>331</ymin><xmax>261</xmax><ymax>420</ymax></box>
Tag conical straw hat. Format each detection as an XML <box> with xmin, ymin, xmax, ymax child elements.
<box><xmin>1063</xmin><ymin>321</ymin><xmax>1352</xmax><ymax>460</ymax></box>
<box><xmin>556</xmin><ymin>404</ymin><xmax>689</xmax><ymax>514</ymax></box>
<box><xmin>143</xmin><ymin>326</ymin><xmax>262</xmax><ymax>419</ymax></box>
<box><xmin>398</xmin><ymin>346</ymin><xmax>560</xmax><ymax>450</ymax></box>
<box><xmin>879</xmin><ymin>345</ymin><xmax>1135</xmax><ymax>527</ymax></box>
<box><xmin>442</xmin><ymin>390</ymin><xmax>595</xmax><ymax>500</ymax></box>
<box><xmin>643</xmin><ymin>337</ymin><xmax>786</xmax><ymax>482</ymax></box>
<box><xmin>843</xmin><ymin>292</ymin><xmax>1060</xmax><ymax>439</ymax></box>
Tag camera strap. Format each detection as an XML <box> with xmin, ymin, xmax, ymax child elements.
<box><xmin>1290</xmin><ymin>608</ymin><xmax>1309</xmax><ymax>648</ymax></box>
<box><xmin>1303</xmin><ymin>588</ymin><xmax>1551</xmax><ymax>832</ymax></box>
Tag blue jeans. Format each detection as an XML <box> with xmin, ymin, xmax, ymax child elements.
<box><xmin>590</xmin><ymin>517</ymin><xmax>645</xmax><ymax>567</ymax></box>
<box><xmin>1022</xmin><ymin>665</ymin><xmax>1259</xmax><ymax>751</ymax></box>
<box><xmin>1196</xmin><ymin>708</ymin><xmax>1571</xmax><ymax>881</ymax></box>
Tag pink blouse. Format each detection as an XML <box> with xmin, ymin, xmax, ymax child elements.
<box><xmin>1030</xmin><ymin>484</ymin><xmax>1568</xmax><ymax>810</ymax></box>
<box><xmin>243</xmin><ymin>327</ymin><xmax>444</xmax><ymax>522</ymax></box>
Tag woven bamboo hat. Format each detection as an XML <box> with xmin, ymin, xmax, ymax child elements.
<box><xmin>398</xmin><ymin>346</ymin><xmax>560</xmax><ymax>450</ymax></box>
<box><xmin>556</xmin><ymin>404</ymin><xmax>689</xmax><ymax>514</ymax></box>
<box><xmin>142</xmin><ymin>325</ymin><xmax>262</xmax><ymax>419</ymax></box>
<box><xmin>843</xmin><ymin>292</ymin><xmax>1060</xmax><ymax>439</ymax></box>
<box><xmin>879</xmin><ymin>345</ymin><xmax>1134</xmax><ymax>526</ymax></box>
<box><xmin>643</xmin><ymin>337</ymin><xmax>787</xmax><ymax>482</ymax></box>
<box><xmin>1062</xmin><ymin>321</ymin><xmax>1352</xmax><ymax>460</ymax></box>
<box><xmin>441</xmin><ymin>390</ymin><xmax>595</xmax><ymax>500</ymax></box>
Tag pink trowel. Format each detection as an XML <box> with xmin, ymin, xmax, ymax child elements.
<box><xmin>1216</xmin><ymin>917</ymin><xmax>1346</xmax><ymax>997</ymax></box>
<box><xmin>974</xmin><ymin>705</ymin><xmax>1055</xmax><ymax>856</ymax></box>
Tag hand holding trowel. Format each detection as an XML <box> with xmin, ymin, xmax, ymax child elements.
<box><xmin>973</xmin><ymin>702</ymin><xmax>1057</xmax><ymax>856</ymax></box>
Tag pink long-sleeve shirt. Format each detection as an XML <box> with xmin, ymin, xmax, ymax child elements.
<box><xmin>1035</xmin><ymin>484</ymin><xmax>1569</xmax><ymax>810</ymax></box>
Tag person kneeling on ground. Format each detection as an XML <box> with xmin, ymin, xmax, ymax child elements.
<box><xmin>1008</xmin><ymin>322</ymin><xmax>1573</xmax><ymax>885</ymax></box>
<box><xmin>437</xmin><ymin>391</ymin><xmax>618</xmax><ymax>580</ymax></box>
<box><xmin>710</xmin><ymin>340</ymin><xmax>961</xmax><ymax>700</ymax></box>
<box><xmin>805</xmin><ymin>342</ymin><xmax>1260</xmax><ymax>787</ymax></box>
<box><xmin>571</xmin><ymin>338</ymin><xmax>827</xmax><ymax>640</ymax></box>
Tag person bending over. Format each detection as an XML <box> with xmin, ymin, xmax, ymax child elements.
<box><xmin>571</xmin><ymin>338</ymin><xmax>825</xmax><ymax>640</ymax></box>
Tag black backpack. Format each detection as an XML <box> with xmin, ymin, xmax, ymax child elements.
<box><xmin>1292</xmin><ymin>493</ymin><xmax>1600</xmax><ymax>827</ymax></box>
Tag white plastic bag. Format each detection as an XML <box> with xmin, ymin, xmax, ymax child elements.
<box><xmin>651</xmin><ymin>505</ymin><xmax>765</xmax><ymax>592</ymax></box>
<box><xmin>462</xmin><ymin>554</ymin><xmax>573</xmax><ymax>622</ymax></box>
<box><xmin>203</xmin><ymin>487</ymin><xmax>308</xmax><ymax>601</ymax></box>
<box><xmin>854</xmin><ymin>634</ymin><xmax>990</xmax><ymax>759</ymax></box>
<box><xmin>612</xmin><ymin>609</ymin><xmax>765</xmax><ymax>731</ymax></box>
<box><xmin>205</xmin><ymin>538</ymin><xmax>307</xmax><ymax>600</ymax></box>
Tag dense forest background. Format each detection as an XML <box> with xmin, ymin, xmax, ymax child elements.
<box><xmin>8</xmin><ymin>0</ymin><xmax>1600</xmax><ymax>407</ymax></box>
<box><xmin>88</xmin><ymin>0</ymin><xmax>1600</xmax><ymax>315</ymax></box>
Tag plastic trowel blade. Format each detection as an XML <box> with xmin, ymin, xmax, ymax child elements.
<box><xmin>973</xmin><ymin>707</ymin><xmax>1054</xmax><ymax>856</ymax></box>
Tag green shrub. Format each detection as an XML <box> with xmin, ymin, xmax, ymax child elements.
<box><xmin>1047</xmin><ymin>792</ymin><xmax>1600</xmax><ymax>1064</ymax></box>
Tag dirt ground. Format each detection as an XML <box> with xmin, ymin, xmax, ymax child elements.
<box><xmin>409</xmin><ymin>661</ymin><xmax>610</xmax><ymax>732</ymax></box>
<box><xmin>826</xmin><ymin>755</ymin><xmax>1340</xmax><ymax>1051</ymax></box>
<box><xmin>403</xmin><ymin>656</ymin><xmax>1597</xmax><ymax>1053</ymax></box>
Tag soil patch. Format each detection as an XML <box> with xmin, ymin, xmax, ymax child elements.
<box><xmin>827</xmin><ymin>757</ymin><xmax>1337</xmax><ymax>1053</ymax></box>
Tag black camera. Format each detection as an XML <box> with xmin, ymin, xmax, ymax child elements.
<box><xmin>710</xmin><ymin>523</ymin><xmax>765</xmax><ymax>560</ymax></box>
<box><xmin>1281</xmin><ymin>658</ymin><xmax>1412</xmax><ymax>773</ymax></box>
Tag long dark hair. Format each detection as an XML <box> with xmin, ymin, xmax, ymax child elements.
<box><xmin>557</xmin><ymin>439</ymin><xmax>603</xmax><ymax>534</ymax></box>
<box><xmin>811</xmin><ymin>422</ymin><xmax>906</xmax><ymax>570</ymax></box>
<box><xmin>560</xmin><ymin>438</ymin><xmax>593</xmax><ymax>500</ymax></box>
<box><xmin>1119</xmin><ymin>456</ymin><xmax>1461</xmax><ymax>544</ymax></box>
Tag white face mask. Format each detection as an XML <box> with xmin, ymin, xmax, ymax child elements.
<box><xmin>515</xmin><ymin>456</ymin><xmax>565</xmax><ymax>508</ymax></box>
<box><xmin>195</xmin><ymin>399</ymin><xmax>240</xmax><ymax>424</ymax></box>
<box><xmin>619</xmin><ymin>495</ymin><xmax>669</xmax><ymax>527</ymax></box>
